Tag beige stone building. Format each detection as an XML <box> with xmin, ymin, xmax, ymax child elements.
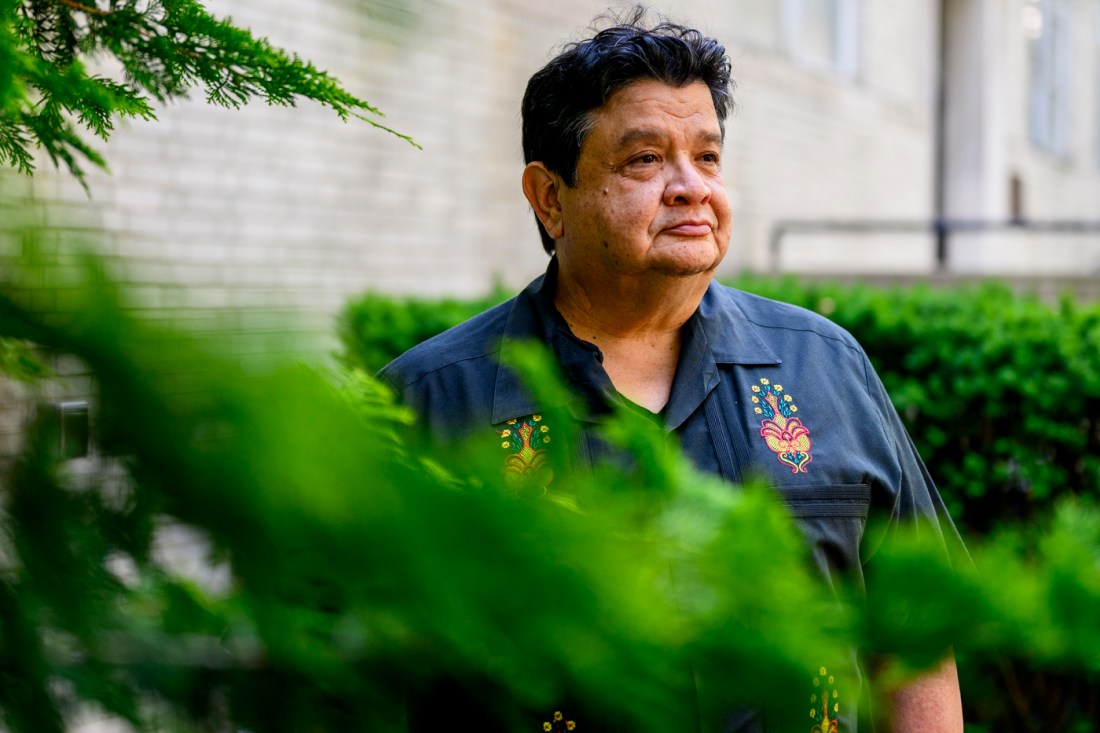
<box><xmin>3</xmin><ymin>0</ymin><xmax>1100</xmax><ymax>456</ymax></box>
<box><xmin>7</xmin><ymin>0</ymin><xmax>1100</xmax><ymax>296</ymax></box>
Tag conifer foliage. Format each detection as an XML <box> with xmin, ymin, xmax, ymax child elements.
<box><xmin>0</xmin><ymin>0</ymin><xmax>414</xmax><ymax>186</ymax></box>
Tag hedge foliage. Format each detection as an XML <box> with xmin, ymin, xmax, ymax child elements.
<box><xmin>337</xmin><ymin>289</ymin><xmax>509</xmax><ymax>379</ymax></box>
<box><xmin>338</xmin><ymin>276</ymin><xmax>1100</xmax><ymax>535</ymax></box>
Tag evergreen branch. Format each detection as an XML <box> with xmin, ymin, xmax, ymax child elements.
<box><xmin>51</xmin><ymin>0</ymin><xmax>110</xmax><ymax>17</ymax></box>
<box><xmin>0</xmin><ymin>118</ymin><xmax>36</xmax><ymax>174</ymax></box>
<box><xmin>0</xmin><ymin>0</ymin><xmax>419</xmax><ymax>185</ymax></box>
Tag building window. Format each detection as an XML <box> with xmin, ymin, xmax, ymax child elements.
<box><xmin>1026</xmin><ymin>0</ymin><xmax>1072</xmax><ymax>156</ymax></box>
<box><xmin>1096</xmin><ymin>2</ymin><xmax>1100</xmax><ymax>167</ymax></box>
<box><xmin>779</xmin><ymin>0</ymin><xmax>860</xmax><ymax>78</ymax></box>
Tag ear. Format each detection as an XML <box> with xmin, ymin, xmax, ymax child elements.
<box><xmin>521</xmin><ymin>162</ymin><xmax>565</xmax><ymax>241</ymax></box>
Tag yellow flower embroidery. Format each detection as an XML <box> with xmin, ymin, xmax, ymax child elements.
<box><xmin>544</xmin><ymin>709</ymin><xmax>576</xmax><ymax>732</ymax></box>
<box><xmin>810</xmin><ymin>667</ymin><xmax>840</xmax><ymax>733</ymax></box>
<box><xmin>499</xmin><ymin>417</ymin><xmax>553</xmax><ymax>490</ymax></box>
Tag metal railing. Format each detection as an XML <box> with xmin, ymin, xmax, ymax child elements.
<box><xmin>768</xmin><ymin>218</ymin><xmax>1100</xmax><ymax>274</ymax></box>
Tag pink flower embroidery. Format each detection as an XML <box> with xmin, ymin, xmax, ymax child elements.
<box><xmin>752</xmin><ymin>379</ymin><xmax>812</xmax><ymax>473</ymax></box>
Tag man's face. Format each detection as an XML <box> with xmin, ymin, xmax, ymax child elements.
<box><xmin>555</xmin><ymin>79</ymin><xmax>732</xmax><ymax>281</ymax></box>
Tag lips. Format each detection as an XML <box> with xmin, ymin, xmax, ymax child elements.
<box><xmin>664</xmin><ymin>220</ymin><xmax>713</xmax><ymax>236</ymax></box>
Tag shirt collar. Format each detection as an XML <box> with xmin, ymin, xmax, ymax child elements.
<box><xmin>491</xmin><ymin>260</ymin><xmax>782</xmax><ymax>426</ymax></box>
<box><xmin>661</xmin><ymin>283</ymin><xmax>782</xmax><ymax>429</ymax></box>
<box><xmin>492</xmin><ymin>258</ymin><xmax>612</xmax><ymax>424</ymax></box>
<box><xmin>694</xmin><ymin>280</ymin><xmax>783</xmax><ymax>365</ymax></box>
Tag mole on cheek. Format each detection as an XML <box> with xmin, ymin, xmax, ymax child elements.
<box><xmin>602</xmin><ymin>241</ymin><xmax>609</xmax><ymax>249</ymax></box>
<box><xmin>603</xmin><ymin>188</ymin><xmax>609</xmax><ymax>195</ymax></box>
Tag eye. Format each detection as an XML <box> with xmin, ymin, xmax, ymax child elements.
<box><xmin>631</xmin><ymin>152</ymin><xmax>660</xmax><ymax>166</ymax></box>
<box><xmin>700</xmin><ymin>152</ymin><xmax>721</xmax><ymax>167</ymax></box>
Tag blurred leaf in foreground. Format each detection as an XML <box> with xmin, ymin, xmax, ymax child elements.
<box><xmin>1</xmin><ymin>240</ymin><xmax>1099</xmax><ymax>732</ymax></box>
<box><xmin>0</xmin><ymin>239</ymin><xmax>846</xmax><ymax>731</ymax></box>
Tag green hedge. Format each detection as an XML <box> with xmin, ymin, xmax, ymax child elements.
<box><xmin>336</xmin><ymin>290</ymin><xmax>509</xmax><ymax>379</ymax></box>
<box><xmin>338</xmin><ymin>277</ymin><xmax>1100</xmax><ymax>535</ymax></box>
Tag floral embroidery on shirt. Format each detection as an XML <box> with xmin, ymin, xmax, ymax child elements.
<box><xmin>809</xmin><ymin>666</ymin><xmax>839</xmax><ymax>732</ymax></box>
<box><xmin>499</xmin><ymin>415</ymin><xmax>553</xmax><ymax>489</ymax></box>
<box><xmin>751</xmin><ymin>377</ymin><xmax>813</xmax><ymax>474</ymax></box>
<box><xmin>543</xmin><ymin>709</ymin><xmax>576</xmax><ymax>731</ymax></box>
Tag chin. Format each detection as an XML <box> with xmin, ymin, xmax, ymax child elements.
<box><xmin>650</xmin><ymin>246</ymin><xmax>725</xmax><ymax>277</ymax></box>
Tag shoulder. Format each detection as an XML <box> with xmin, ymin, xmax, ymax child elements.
<box><xmin>378</xmin><ymin>297</ymin><xmax>515</xmax><ymax>392</ymax></box>
<box><xmin>710</xmin><ymin>283</ymin><xmax>863</xmax><ymax>354</ymax></box>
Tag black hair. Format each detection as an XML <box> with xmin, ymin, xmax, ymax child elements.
<box><xmin>521</xmin><ymin>6</ymin><xmax>734</xmax><ymax>254</ymax></box>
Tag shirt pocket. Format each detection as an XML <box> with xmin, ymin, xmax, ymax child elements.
<box><xmin>773</xmin><ymin>483</ymin><xmax>871</xmax><ymax>584</ymax></box>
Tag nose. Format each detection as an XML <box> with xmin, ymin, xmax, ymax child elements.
<box><xmin>663</xmin><ymin>156</ymin><xmax>711</xmax><ymax>206</ymax></box>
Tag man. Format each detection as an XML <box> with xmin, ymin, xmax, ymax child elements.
<box><xmin>380</xmin><ymin>8</ymin><xmax>964</xmax><ymax>732</ymax></box>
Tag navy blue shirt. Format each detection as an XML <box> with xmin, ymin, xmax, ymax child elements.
<box><xmin>380</xmin><ymin>259</ymin><xmax>961</xmax><ymax>732</ymax></box>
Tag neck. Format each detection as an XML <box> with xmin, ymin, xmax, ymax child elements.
<box><xmin>552</xmin><ymin>262</ymin><xmax>712</xmax><ymax>413</ymax></box>
<box><xmin>553</xmin><ymin>264</ymin><xmax>711</xmax><ymax>343</ymax></box>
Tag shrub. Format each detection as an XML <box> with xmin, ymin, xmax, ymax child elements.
<box><xmin>336</xmin><ymin>289</ymin><xmax>509</xmax><ymax>374</ymax></box>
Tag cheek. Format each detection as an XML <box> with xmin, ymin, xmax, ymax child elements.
<box><xmin>712</xmin><ymin>188</ymin><xmax>733</xmax><ymax>226</ymax></box>
<box><xmin>608</xmin><ymin>189</ymin><xmax>655</xmax><ymax>227</ymax></box>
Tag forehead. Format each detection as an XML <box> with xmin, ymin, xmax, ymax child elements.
<box><xmin>586</xmin><ymin>79</ymin><xmax>721</xmax><ymax>145</ymax></box>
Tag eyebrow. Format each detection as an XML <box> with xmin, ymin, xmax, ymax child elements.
<box><xmin>613</xmin><ymin>127</ymin><xmax>724</xmax><ymax>151</ymax></box>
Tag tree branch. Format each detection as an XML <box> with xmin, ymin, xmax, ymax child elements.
<box><xmin>51</xmin><ymin>0</ymin><xmax>111</xmax><ymax>18</ymax></box>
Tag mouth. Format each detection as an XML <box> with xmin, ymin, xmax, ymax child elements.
<box><xmin>664</xmin><ymin>221</ymin><xmax>713</xmax><ymax>237</ymax></box>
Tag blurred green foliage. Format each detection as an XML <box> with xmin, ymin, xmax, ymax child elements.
<box><xmin>0</xmin><ymin>336</ymin><xmax>50</xmax><ymax>381</ymax></box>
<box><xmin>2</xmin><ymin>252</ymin><xmax>1098</xmax><ymax>732</ymax></box>
<box><xmin>0</xmin><ymin>251</ymin><xmax>850</xmax><ymax>732</ymax></box>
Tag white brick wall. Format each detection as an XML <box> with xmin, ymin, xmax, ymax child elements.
<box><xmin>1</xmin><ymin>0</ymin><xmax>1098</xmax><ymax>345</ymax></box>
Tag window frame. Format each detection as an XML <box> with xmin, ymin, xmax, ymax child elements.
<box><xmin>778</xmin><ymin>0</ymin><xmax>861</xmax><ymax>79</ymax></box>
<box><xmin>1027</xmin><ymin>0</ymin><xmax>1074</xmax><ymax>157</ymax></box>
